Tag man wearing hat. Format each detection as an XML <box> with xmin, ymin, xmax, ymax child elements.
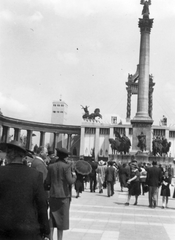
<box><xmin>146</xmin><ymin>160</ymin><xmax>162</xmax><ymax>208</ymax></box>
<box><xmin>44</xmin><ymin>147</ymin><xmax>76</xmax><ymax>240</ymax></box>
<box><xmin>0</xmin><ymin>140</ymin><xmax>50</xmax><ymax>240</ymax></box>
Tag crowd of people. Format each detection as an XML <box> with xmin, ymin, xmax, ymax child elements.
<box><xmin>0</xmin><ymin>141</ymin><xmax>175</xmax><ymax>240</ymax></box>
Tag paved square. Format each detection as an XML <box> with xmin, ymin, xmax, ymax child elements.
<box><xmin>52</xmin><ymin>181</ymin><xmax>175</xmax><ymax>240</ymax></box>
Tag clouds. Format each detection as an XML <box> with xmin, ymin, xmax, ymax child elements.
<box><xmin>0</xmin><ymin>92</ymin><xmax>27</xmax><ymax>116</ymax></box>
<box><xmin>38</xmin><ymin>0</ymin><xmax>139</xmax><ymax>19</ymax></box>
<box><xmin>0</xmin><ymin>0</ymin><xmax>175</xmax><ymax>129</ymax></box>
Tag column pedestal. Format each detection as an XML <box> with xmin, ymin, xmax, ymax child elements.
<box><xmin>131</xmin><ymin>119</ymin><xmax>153</xmax><ymax>153</ymax></box>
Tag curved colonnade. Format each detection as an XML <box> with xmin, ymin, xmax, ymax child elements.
<box><xmin>0</xmin><ymin>114</ymin><xmax>81</xmax><ymax>151</ymax></box>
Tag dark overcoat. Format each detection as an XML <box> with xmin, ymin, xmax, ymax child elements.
<box><xmin>146</xmin><ymin>166</ymin><xmax>162</xmax><ymax>187</ymax></box>
<box><xmin>44</xmin><ymin>159</ymin><xmax>76</xmax><ymax>230</ymax></box>
<box><xmin>0</xmin><ymin>163</ymin><xmax>50</xmax><ymax>240</ymax></box>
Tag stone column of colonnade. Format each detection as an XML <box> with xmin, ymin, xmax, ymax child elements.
<box><xmin>39</xmin><ymin>131</ymin><xmax>45</xmax><ymax>150</ymax></box>
<box><xmin>26</xmin><ymin>130</ymin><xmax>33</xmax><ymax>150</ymax></box>
<box><xmin>94</xmin><ymin>128</ymin><xmax>99</xmax><ymax>161</ymax></box>
<box><xmin>67</xmin><ymin>134</ymin><xmax>72</xmax><ymax>152</ymax></box>
<box><xmin>1</xmin><ymin>126</ymin><xmax>10</xmax><ymax>143</ymax></box>
<box><xmin>14</xmin><ymin>128</ymin><xmax>21</xmax><ymax>142</ymax></box>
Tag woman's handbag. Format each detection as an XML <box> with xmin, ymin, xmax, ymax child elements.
<box><xmin>143</xmin><ymin>185</ymin><xmax>149</xmax><ymax>193</ymax></box>
<box><xmin>103</xmin><ymin>181</ymin><xmax>106</xmax><ymax>189</ymax></box>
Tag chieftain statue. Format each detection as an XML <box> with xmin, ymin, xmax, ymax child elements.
<box><xmin>137</xmin><ymin>132</ymin><xmax>146</xmax><ymax>152</ymax></box>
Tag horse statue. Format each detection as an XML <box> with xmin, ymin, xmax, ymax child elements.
<box><xmin>81</xmin><ymin>106</ymin><xmax>102</xmax><ymax>122</ymax></box>
<box><xmin>88</xmin><ymin>108</ymin><xmax>102</xmax><ymax>122</ymax></box>
<box><xmin>152</xmin><ymin>136</ymin><xmax>171</xmax><ymax>156</ymax></box>
<box><xmin>109</xmin><ymin>131</ymin><xmax>131</xmax><ymax>155</ymax></box>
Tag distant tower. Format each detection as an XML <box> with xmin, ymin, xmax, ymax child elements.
<box><xmin>51</xmin><ymin>98</ymin><xmax>68</xmax><ymax>124</ymax></box>
<box><xmin>50</xmin><ymin>97</ymin><xmax>68</xmax><ymax>149</ymax></box>
<box><xmin>131</xmin><ymin>0</ymin><xmax>154</xmax><ymax>153</ymax></box>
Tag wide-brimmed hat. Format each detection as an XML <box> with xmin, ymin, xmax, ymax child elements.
<box><xmin>56</xmin><ymin>147</ymin><xmax>70</xmax><ymax>157</ymax></box>
<box><xmin>0</xmin><ymin>140</ymin><xmax>27</xmax><ymax>153</ymax></box>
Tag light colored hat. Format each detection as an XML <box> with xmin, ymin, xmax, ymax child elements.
<box><xmin>99</xmin><ymin>160</ymin><xmax>105</xmax><ymax>165</ymax></box>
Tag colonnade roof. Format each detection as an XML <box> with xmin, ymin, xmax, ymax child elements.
<box><xmin>0</xmin><ymin>115</ymin><xmax>81</xmax><ymax>134</ymax></box>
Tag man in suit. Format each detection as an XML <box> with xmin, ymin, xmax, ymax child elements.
<box><xmin>0</xmin><ymin>140</ymin><xmax>50</xmax><ymax>240</ymax></box>
<box><xmin>146</xmin><ymin>160</ymin><xmax>162</xmax><ymax>208</ymax></box>
<box><xmin>89</xmin><ymin>158</ymin><xmax>98</xmax><ymax>192</ymax></box>
<box><xmin>44</xmin><ymin>147</ymin><xmax>76</xmax><ymax>240</ymax></box>
<box><xmin>105</xmin><ymin>161</ymin><xmax>116</xmax><ymax>197</ymax></box>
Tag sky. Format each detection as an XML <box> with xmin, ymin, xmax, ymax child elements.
<box><xmin>1</xmin><ymin>0</ymin><xmax>175</xmax><ymax>130</ymax></box>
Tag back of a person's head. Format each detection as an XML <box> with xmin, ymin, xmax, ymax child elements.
<box><xmin>152</xmin><ymin>160</ymin><xmax>157</xmax><ymax>166</ymax></box>
<box><xmin>108</xmin><ymin>161</ymin><xmax>113</xmax><ymax>166</ymax></box>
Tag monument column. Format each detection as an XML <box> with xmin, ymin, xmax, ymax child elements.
<box><xmin>131</xmin><ymin>1</ymin><xmax>154</xmax><ymax>153</ymax></box>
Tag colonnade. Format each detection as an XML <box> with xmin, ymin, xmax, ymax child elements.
<box><xmin>0</xmin><ymin>115</ymin><xmax>80</xmax><ymax>153</ymax></box>
<box><xmin>1</xmin><ymin>125</ymin><xmax>74</xmax><ymax>152</ymax></box>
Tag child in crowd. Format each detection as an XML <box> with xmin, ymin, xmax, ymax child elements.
<box><xmin>160</xmin><ymin>170</ymin><xmax>171</xmax><ymax>209</ymax></box>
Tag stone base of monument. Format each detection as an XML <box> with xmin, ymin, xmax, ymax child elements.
<box><xmin>108</xmin><ymin>154</ymin><xmax>174</xmax><ymax>167</ymax></box>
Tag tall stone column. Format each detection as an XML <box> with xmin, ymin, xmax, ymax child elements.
<box><xmin>80</xmin><ymin>127</ymin><xmax>85</xmax><ymax>156</ymax></box>
<box><xmin>1</xmin><ymin>126</ymin><xmax>10</xmax><ymax>143</ymax></box>
<box><xmin>40</xmin><ymin>131</ymin><xmax>45</xmax><ymax>149</ymax></box>
<box><xmin>94</xmin><ymin>128</ymin><xmax>100</xmax><ymax>161</ymax></box>
<box><xmin>26</xmin><ymin>130</ymin><xmax>33</xmax><ymax>150</ymax></box>
<box><xmin>14</xmin><ymin>128</ymin><xmax>21</xmax><ymax>142</ymax></box>
<box><xmin>131</xmin><ymin>3</ymin><xmax>154</xmax><ymax>153</ymax></box>
<box><xmin>67</xmin><ymin>134</ymin><xmax>72</xmax><ymax>152</ymax></box>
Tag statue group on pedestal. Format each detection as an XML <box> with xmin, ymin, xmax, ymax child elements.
<box><xmin>81</xmin><ymin>105</ymin><xmax>102</xmax><ymax>122</ymax></box>
<box><xmin>109</xmin><ymin>131</ymin><xmax>131</xmax><ymax>155</ymax></box>
<box><xmin>152</xmin><ymin>136</ymin><xmax>171</xmax><ymax>156</ymax></box>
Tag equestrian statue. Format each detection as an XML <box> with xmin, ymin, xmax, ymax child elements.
<box><xmin>81</xmin><ymin>105</ymin><xmax>102</xmax><ymax>122</ymax></box>
<box><xmin>109</xmin><ymin>131</ymin><xmax>131</xmax><ymax>155</ymax></box>
<box><xmin>152</xmin><ymin>136</ymin><xmax>171</xmax><ymax>156</ymax></box>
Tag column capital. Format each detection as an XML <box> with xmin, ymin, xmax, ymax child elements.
<box><xmin>138</xmin><ymin>17</ymin><xmax>154</xmax><ymax>33</ymax></box>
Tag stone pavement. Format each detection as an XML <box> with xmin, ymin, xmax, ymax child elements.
<box><xmin>53</xmin><ymin>181</ymin><xmax>175</xmax><ymax>240</ymax></box>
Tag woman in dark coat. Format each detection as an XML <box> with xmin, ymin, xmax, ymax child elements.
<box><xmin>125</xmin><ymin>162</ymin><xmax>141</xmax><ymax>206</ymax></box>
<box><xmin>75</xmin><ymin>171</ymin><xmax>85</xmax><ymax>198</ymax></box>
<box><xmin>160</xmin><ymin>170</ymin><xmax>171</xmax><ymax>208</ymax></box>
<box><xmin>0</xmin><ymin>141</ymin><xmax>50</xmax><ymax>240</ymax></box>
<box><xmin>45</xmin><ymin>148</ymin><xmax>76</xmax><ymax>240</ymax></box>
<box><xmin>118</xmin><ymin>163</ymin><xmax>130</xmax><ymax>191</ymax></box>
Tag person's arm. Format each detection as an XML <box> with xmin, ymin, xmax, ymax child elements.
<box><xmin>44</xmin><ymin>166</ymin><xmax>51</xmax><ymax>191</ymax></box>
<box><xmin>65</xmin><ymin>165</ymin><xmax>77</xmax><ymax>185</ymax></box>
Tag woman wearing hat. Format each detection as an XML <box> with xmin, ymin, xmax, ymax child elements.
<box><xmin>45</xmin><ymin>147</ymin><xmax>76</xmax><ymax>240</ymax></box>
<box><xmin>125</xmin><ymin>162</ymin><xmax>141</xmax><ymax>206</ymax></box>
<box><xmin>0</xmin><ymin>140</ymin><xmax>50</xmax><ymax>240</ymax></box>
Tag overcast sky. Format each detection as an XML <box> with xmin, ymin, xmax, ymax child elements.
<box><xmin>1</xmin><ymin>0</ymin><xmax>175</xmax><ymax>128</ymax></box>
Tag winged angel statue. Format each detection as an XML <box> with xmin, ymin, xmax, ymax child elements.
<box><xmin>140</xmin><ymin>0</ymin><xmax>151</xmax><ymax>17</ymax></box>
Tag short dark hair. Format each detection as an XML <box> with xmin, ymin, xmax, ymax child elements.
<box><xmin>152</xmin><ymin>160</ymin><xmax>157</xmax><ymax>165</ymax></box>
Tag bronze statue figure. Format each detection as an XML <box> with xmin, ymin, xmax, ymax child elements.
<box><xmin>152</xmin><ymin>136</ymin><xmax>171</xmax><ymax>156</ymax></box>
<box><xmin>137</xmin><ymin>132</ymin><xmax>146</xmax><ymax>152</ymax></box>
<box><xmin>109</xmin><ymin>131</ymin><xmax>131</xmax><ymax>155</ymax></box>
<box><xmin>81</xmin><ymin>105</ymin><xmax>102</xmax><ymax>122</ymax></box>
<box><xmin>140</xmin><ymin>0</ymin><xmax>151</xmax><ymax>17</ymax></box>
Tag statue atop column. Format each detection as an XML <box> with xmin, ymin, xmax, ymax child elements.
<box><xmin>140</xmin><ymin>0</ymin><xmax>151</xmax><ymax>17</ymax></box>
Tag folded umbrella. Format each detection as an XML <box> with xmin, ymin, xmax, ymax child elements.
<box><xmin>75</xmin><ymin>160</ymin><xmax>92</xmax><ymax>175</ymax></box>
